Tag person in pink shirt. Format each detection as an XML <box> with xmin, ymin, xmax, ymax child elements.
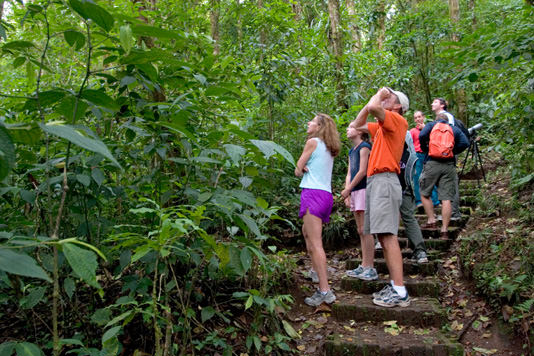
<box><xmin>410</xmin><ymin>111</ymin><xmax>439</xmax><ymax>209</ymax></box>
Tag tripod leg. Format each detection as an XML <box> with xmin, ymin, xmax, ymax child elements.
<box><xmin>460</xmin><ymin>141</ymin><xmax>474</xmax><ymax>179</ymax></box>
<box><xmin>474</xmin><ymin>141</ymin><xmax>486</xmax><ymax>182</ymax></box>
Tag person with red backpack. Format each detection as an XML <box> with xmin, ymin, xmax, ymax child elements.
<box><xmin>418</xmin><ymin>113</ymin><xmax>469</xmax><ymax>239</ymax></box>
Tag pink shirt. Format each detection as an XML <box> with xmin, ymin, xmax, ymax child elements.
<box><xmin>410</xmin><ymin>127</ymin><xmax>423</xmax><ymax>153</ymax></box>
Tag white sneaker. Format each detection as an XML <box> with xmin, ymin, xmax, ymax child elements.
<box><xmin>375</xmin><ymin>241</ymin><xmax>382</xmax><ymax>250</ymax></box>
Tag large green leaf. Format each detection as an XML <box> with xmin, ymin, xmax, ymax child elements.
<box><xmin>39</xmin><ymin>123</ymin><xmax>121</xmax><ymax>169</ymax></box>
<box><xmin>2</xmin><ymin>40</ymin><xmax>34</xmax><ymax>50</ymax></box>
<box><xmin>0</xmin><ymin>341</ymin><xmax>16</xmax><ymax>355</ymax></box>
<box><xmin>0</xmin><ymin>248</ymin><xmax>51</xmax><ymax>282</ymax></box>
<box><xmin>250</xmin><ymin>140</ymin><xmax>295</xmax><ymax>167</ymax></box>
<box><xmin>0</xmin><ymin>125</ymin><xmax>16</xmax><ymax>181</ymax></box>
<box><xmin>23</xmin><ymin>89</ymin><xmax>66</xmax><ymax>111</ymax></box>
<box><xmin>62</xmin><ymin>242</ymin><xmax>100</xmax><ymax>288</ymax></box>
<box><xmin>14</xmin><ymin>342</ymin><xmax>42</xmax><ymax>356</ymax></box>
<box><xmin>81</xmin><ymin>89</ymin><xmax>119</xmax><ymax>111</ymax></box>
<box><xmin>63</xmin><ymin>30</ymin><xmax>86</xmax><ymax>50</ymax></box>
<box><xmin>4</xmin><ymin>123</ymin><xmax>41</xmax><ymax>145</ymax></box>
<box><xmin>69</xmin><ymin>0</ymin><xmax>114</xmax><ymax>32</ymax></box>
<box><xmin>131</xmin><ymin>24</ymin><xmax>183</xmax><ymax>40</ymax></box>
<box><xmin>119</xmin><ymin>25</ymin><xmax>133</xmax><ymax>54</ymax></box>
<box><xmin>224</xmin><ymin>144</ymin><xmax>246</xmax><ymax>164</ymax></box>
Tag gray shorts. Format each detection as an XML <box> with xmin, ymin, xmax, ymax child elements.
<box><xmin>419</xmin><ymin>160</ymin><xmax>457</xmax><ymax>201</ymax></box>
<box><xmin>364</xmin><ymin>172</ymin><xmax>402</xmax><ymax>235</ymax></box>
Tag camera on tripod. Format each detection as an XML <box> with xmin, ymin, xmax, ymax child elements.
<box><xmin>468</xmin><ymin>123</ymin><xmax>483</xmax><ymax>137</ymax></box>
<box><xmin>461</xmin><ymin>122</ymin><xmax>486</xmax><ymax>185</ymax></box>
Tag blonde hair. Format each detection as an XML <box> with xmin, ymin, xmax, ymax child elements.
<box><xmin>309</xmin><ymin>113</ymin><xmax>341</xmax><ymax>157</ymax></box>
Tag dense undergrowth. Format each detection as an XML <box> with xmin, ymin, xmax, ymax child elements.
<box><xmin>458</xmin><ymin>156</ymin><xmax>534</xmax><ymax>355</ymax></box>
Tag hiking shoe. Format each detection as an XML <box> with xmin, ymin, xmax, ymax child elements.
<box><xmin>451</xmin><ymin>215</ymin><xmax>462</xmax><ymax>221</ymax></box>
<box><xmin>345</xmin><ymin>264</ymin><xmax>364</xmax><ymax>278</ymax></box>
<box><xmin>372</xmin><ymin>284</ymin><xmax>393</xmax><ymax>299</ymax></box>
<box><xmin>303</xmin><ymin>269</ymin><xmax>319</xmax><ymax>283</ymax></box>
<box><xmin>373</xmin><ymin>289</ymin><xmax>411</xmax><ymax>308</ymax></box>
<box><xmin>304</xmin><ymin>289</ymin><xmax>336</xmax><ymax>306</ymax></box>
<box><xmin>411</xmin><ymin>250</ymin><xmax>429</xmax><ymax>264</ymax></box>
<box><xmin>375</xmin><ymin>241</ymin><xmax>382</xmax><ymax>250</ymax></box>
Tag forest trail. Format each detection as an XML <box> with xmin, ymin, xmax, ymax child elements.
<box><xmin>286</xmin><ymin>179</ymin><xmax>524</xmax><ymax>356</ymax></box>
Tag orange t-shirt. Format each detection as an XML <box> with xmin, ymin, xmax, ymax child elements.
<box><xmin>367</xmin><ymin>110</ymin><xmax>408</xmax><ymax>176</ymax></box>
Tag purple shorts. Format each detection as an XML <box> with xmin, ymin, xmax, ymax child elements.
<box><xmin>299</xmin><ymin>188</ymin><xmax>333</xmax><ymax>223</ymax></box>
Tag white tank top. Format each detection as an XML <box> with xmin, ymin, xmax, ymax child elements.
<box><xmin>299</xmin><ymin>138</ymin><xmax>334</xmax><ymax>193</ymax></box>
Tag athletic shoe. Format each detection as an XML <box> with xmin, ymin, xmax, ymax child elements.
<box><xmin>356</xmin><ymin>267</ymin><xmax>378</xmax><ymax>281</ymax></box>
<box><xmin>345</xmin><ymin>265</ymin><xmax>364</xmax><ymax>278</ymax></box>
<box><xmin>304</xmin><ymin>289</ymin><xmax>336</xmax><ymax>306</ymax></box>
<box><xmin>451</xmin><ymin>215</ymin><xmax>462</xmax><ymax>221</ymax></box>
<box><xmin>373</xmin><ymin>289</ymin><xmax>411</xmax><ymax>308</ymax></box>
<box><xmin>411</xmin><ymin>250</ymin><xmax>429</xmax><ymax>264</ymax></box>
<box><xmin>372</xmin><ymin>284</ymin><xmax>393</xmax><ymax>299</ymax></box>
<box><xmin>303</xmin><ymin>269</ymin><xmax>319</xmax><ymax>283</ymax></box>
<box><xmin>375</xmin><ymin>241</ymin><xmax>382</xmax><ymax>250</ymax></box>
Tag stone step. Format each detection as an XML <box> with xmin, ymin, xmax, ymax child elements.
<box><xmin>397</xmin><ymin>237</ymin><xmax>453</xmax><ymax>251</ymax></box>
<box><xmin>374</xmin><ymin>248</ymin><xmax>445</xmax><ymax>260</ymax></box>
<box><xmin>398</xmin><ymin>226</ymin><xmax>461</xmax><ymax>240</ymax></box>
<box><xmin>411</xmin><ymin>215</ymin><xmax>469</xmax><ymax>228</ymax></box>
<box><xmin>340</xmin><ymin>276</ymin><xmax>440</xmax><ymax>298</ymax></box>
<box><xmin>416</xmin><ymin>206</ymin><xmax>472</xmax><ymax>216</ymax></box>
<box><xmin>332</xmin><ymin>294</ymin><xmax>445</xmax><ymax>327</ymax></box>
<box><xmin>325</xmin><ymin>326</ymin><xmax>464</xmax><ymax>356</ymax></box>
<box><xmin>346</xmin><ymin>258</ymin><xmax>438</xmax><ymax>275</ymax></box>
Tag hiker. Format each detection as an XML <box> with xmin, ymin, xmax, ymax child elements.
<box><xmin>410</xmin><ymin>111</ymin><xmax>439</xmax><ymax>210</ymax></box>
<box><xmin>400</xmin><ymin>131</ymin><xmax>429</xmax><ymax>264</ymax></box>
<box><xmin>418</xmin><ymin>113</ymin><xmax>469</xmax><ymax>239</ymax></box>
<box><xmin>295</xmin><ymin>113</ymin><xmax>341</xmax><ymax>306</ymax></box>
<box><xmin>354</xmin><ymin>87</ymin><xmax>411</xmax><ymax>308</ymax></box>
<box><xmin>430</xmin><ymin>98</ymin><xmax>467</xmax><ymax>221</ymax></box>
<box><xmin>340</xmin><ymin>122</ymin><xmax>376</xmax><ymax>280</ymax></box>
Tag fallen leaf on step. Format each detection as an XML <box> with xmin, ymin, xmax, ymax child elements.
<box><xmin>297</xmin><ymin>345</ymin><xmax>305</xmax><ymax>351</ymax></box>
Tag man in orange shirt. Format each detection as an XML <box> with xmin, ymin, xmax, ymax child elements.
<box><xmin>354</xmin><ymin>87</ymin><xmax>410</xmax><ymax>307</ymax></box>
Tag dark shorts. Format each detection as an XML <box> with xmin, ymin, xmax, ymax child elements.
<box><xmin>299</xmin><ymin>188</ymin><xmax>333</xmax><ymax>223</ymax></box>
<box><xmin>419</xmin><ymin>160</ymin><xmax>457</xmax><ymax>201</ymax></box>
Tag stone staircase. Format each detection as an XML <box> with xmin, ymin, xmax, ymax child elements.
<box><xmin>322</xmin><ymin>180</ymin><xmax>479</xmax><ymax>356</ymax></box>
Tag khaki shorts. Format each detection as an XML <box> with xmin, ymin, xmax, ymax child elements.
<box><xmin>364</xmin><ymin>172</ymin><xmax>402</xmax><ymax>235</ymax></box>
<box><xmin>419</xmin><ymin>160</ymin><xmax>457</xmax><ymax>201</ymax></box>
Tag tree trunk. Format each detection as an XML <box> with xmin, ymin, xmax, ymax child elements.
<box><xmin>377</xmin><ymin>0</ymin><xmax>386</xmax><ymax>50</ymax></box>
<box><xmin>210</xmin><ymin>0</ymin><xmax>221</xmax><ymax>55</ymax></box>
<box><xmin>258</xmin><ymin>0</ymin><xmax>266</xmax><ymax>62</ymax></box>
<box><xmin>347</xmin><ymin>0</ymin><xmax>362</xmax><ymax>52</ymax></box>
<box><xmin>449</xmin><ymin>0</ymin><xmax>468</xmax><ymax>124</ymax></box>
<box><xmin>236</xmin><ymin>0</ymin><xmax>242</xmax><ymax>49</ymax></box>
<box><xmin>327</xmin><ymin>0</ymin><xmax>347</xmax><ymax>110</ymax></box>
<box><xmin>132</xmin><ymin>0</ymin><xmax>166</xmax><ymax>102</ymax></box>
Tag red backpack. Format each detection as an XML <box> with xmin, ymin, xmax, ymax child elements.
<box><xmin>429</xmin><ymin>122</ymin><xmax>454</xmax><ymax>159</ymax></box>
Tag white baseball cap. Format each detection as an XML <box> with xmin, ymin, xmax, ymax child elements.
<box><xmin>386</xmin><ymin>87</ymin><xmax>409</xmax><ymax>114</ymax></box>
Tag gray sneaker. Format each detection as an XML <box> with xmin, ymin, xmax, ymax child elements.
<box><xmin>411</xmin><ymin>250</ymin><xmax>429</xmax><ymax>264</ymax></box>
<box><xmin>345</xmin><ymin>264</ymin><xmax>364</xmax><ymax>278</ymax></box>
<box><xmin>304</xmin><ymin>289</ymin><xmax>336</xmax><ymax>306</ymax></box>
<box><xmin>355</xmin><ymin>267</ymin><xmax>378</xmax><ymax>281</ymax></box>
<box><xmin>303</xmin><ymin>269</ymin><xmax>319</xmax><ymax>283</ymax></box>
<box><xmin>372</xmin><ymin>284</ymin><xmax>393</xmax><ymax>299</ymax></box>
<box><xmin>373</xmin><ymin>289</ymin><xmax>411</xmax><ymax>308</ymax></box>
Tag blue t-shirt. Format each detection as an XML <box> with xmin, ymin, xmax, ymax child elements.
<box><xmin>348</xmin><ymin>141</ymin><xmax>372</xmax><ymax>191</ymax></box>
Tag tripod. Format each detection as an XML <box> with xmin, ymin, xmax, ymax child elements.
<box><xmin>459</xmin><ymin>133</ymin><xmax>486</xmax><ymax>187</ymax></box>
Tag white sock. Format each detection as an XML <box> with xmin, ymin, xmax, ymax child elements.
<box><xmin>390</xmin><ymin>280</ymin><xmax>394</xmax><ymax>286</ymax></box>
<box><xmin>393</xmin><ymin>285</ymin><xmax>407</xmax><ymax>298</ymax></box>
<box><xmin>320</xmin><ymin>290</ymin><xmax>330</xmax><ymax>295</ymax></box>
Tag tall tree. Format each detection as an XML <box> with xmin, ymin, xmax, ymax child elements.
<box><xmin>327</xmin><ymin>0</ymin><xmax>347</xmax><ymax>109</ymax></box>
<box><xmin>210</xmin><ymin>0</ymin><xmax>221</xmax><ymax>55</ymax></box>
<box><xmin>347</xmin><ymin>0</ymin><xmax>362</xmax><ymax>52</ymax></box>
<box><xmin>449</xmin><ymin>0</ymin><xmax>468</xmax><ymax>124</ymax></box>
